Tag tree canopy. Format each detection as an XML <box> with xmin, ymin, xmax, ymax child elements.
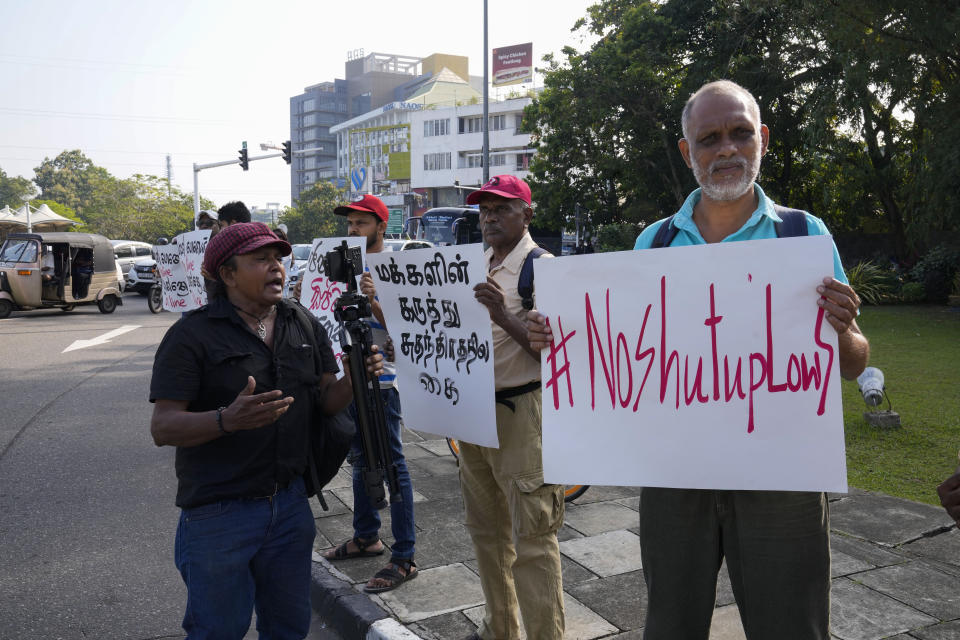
<box><xmin>0</xmin><ymin>167</ymin><xmax>37</xmax><ymax>209</ymax></box>
<box><xmin>525</xmin><ymin>0</ymin><xmax>960</xmax><ymax>259</ymax></box>
<box><xmin>1</xmin><ymin>150</ymin><xmax>215</xmax><ymax>242</ymax></box>
<box><xmin>280</xmin><ymin>181</ymin><xmax>348</xmax><ymax>244</ymax></box>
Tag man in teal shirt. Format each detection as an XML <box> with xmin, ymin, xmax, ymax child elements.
<box><xmin>529</xmin><ymin>80</ymin><xmax>869</xmax><ymax>639</ymax></box>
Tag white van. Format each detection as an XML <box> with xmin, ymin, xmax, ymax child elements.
<box><xmin>110</xmin><ymin>240</ymin><xmax>153</xmax><ymax>275</ymax></box>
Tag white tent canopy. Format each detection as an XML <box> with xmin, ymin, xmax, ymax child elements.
<box><xmin>8</xmin><ymin>204</ymin><xmax>77</xmax><ymax>232</ymax></box>
<box><xmin>0</xmin><ymin>205</ymin><xmax>21</xmax><ymax>223</ymax></box>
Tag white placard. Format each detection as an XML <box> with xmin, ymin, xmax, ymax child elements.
<box><xmin>297</xmin><ymin>236</ymin><xmax>367</xmax><ymax>376</ymax></box>
<box><xmin>367</xmin><ymin>244</ymin><xmax>498</xmax><ymax>448</ymax></box>
<box><xmin>536</xmin><ymin>235</ymin><xmax>847</xmax><ymax>492</ymax></box>
<box><xmin>154</xmin><ymin>230</ymin><xmax>210</xmax><ymax>312</ymax></box>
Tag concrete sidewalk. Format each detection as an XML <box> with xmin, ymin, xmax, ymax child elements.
<box><xmin>308</xmin><ymin>428</ymin><xmax>960</xmax><ymax>640</ymax></box>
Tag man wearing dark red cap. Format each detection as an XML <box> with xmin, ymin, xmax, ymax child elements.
<box><xmin>460</xmin><ymin>176</ymin><xmax>565</xmax><ymax>640</ymax></box>
<box><xmin>320</xmin><ymin>194</ymin><xmax>420</xmax><ymax>594</ymax></box>
<box><xmin>149</xmin><ymin>222</ymin><xmax>383</xmax><ymax>639</ymax></box>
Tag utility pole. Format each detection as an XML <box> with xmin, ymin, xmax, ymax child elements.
<box><xmin>165</xmin><ymin>154</ymin><xmax>173</xmax><ymax>196</ymax></box>
<box><xmin>482</xmin><ymin>0</ymin><xmax>490</xmax><ymax>183</ymax></box>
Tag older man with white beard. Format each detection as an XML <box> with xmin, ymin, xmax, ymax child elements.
<box><xmin>529</xmin><ymin>80</ymin><xmax>869</xmax><ymax>640</ymax></box>
<box><xmin>634</xmin><ymin>81</ymin><xmax>869</xmax><ymax>639</ymax></box>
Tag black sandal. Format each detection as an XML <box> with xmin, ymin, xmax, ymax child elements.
<box><xmin>324</xmin><ymin>537</ymin><xmax>384</xmax><ymax>560</ymax></box>
<box><xmin>364</xmin><ymin>557</ymin><xmax>418</xmax><ymax>593</ymax></box>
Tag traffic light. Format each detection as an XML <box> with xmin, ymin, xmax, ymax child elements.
<box><xmin>282</xmin><ymin>140</ymin><xmax>292</xmax><ymax>165</ymax></box>
<box><xmin>238</xmin><ymin>147</ymin><xmax>249</xmax><ymax>171</ymax></box>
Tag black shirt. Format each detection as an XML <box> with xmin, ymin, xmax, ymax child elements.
<box><xmin>150</xmin><ymin>296</ymin><xmax>339</xmax><ymax>508</ymax></box>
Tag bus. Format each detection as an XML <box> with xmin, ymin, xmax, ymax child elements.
<box><xmin>405</xmin><ymin>206</ymin><xmax>561</xmax><ymax>254</ymax></box>
<box><xmin>404</xmin><ymin>207</ymin><xmax>476</xmax><ymax>246</ymax></box>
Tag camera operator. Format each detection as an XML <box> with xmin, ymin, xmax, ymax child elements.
<box><xmin>321</xmin><ymin>194</ymin><xmax>419</xmax><ymax>594</ymax></box>
<box><xmin>149</xmin><ymin>222</ymin><xmax>383</xmax><ymax>639</ymax></box>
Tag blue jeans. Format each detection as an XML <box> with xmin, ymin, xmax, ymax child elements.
<box><xmin>348</xmin><ymin>386</ymin><xmax>416</xmax><ymax>559</ymax></box>
<box><xmin>174</xmin><ymin>476</ymin><xmax>316</xmax><ymax>640</ymax></box>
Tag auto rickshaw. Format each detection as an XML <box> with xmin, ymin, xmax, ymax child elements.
<box><xmin>0</xmin><ymin>232</ymin><xmax>124</xmax><ymax>319</ymax></box>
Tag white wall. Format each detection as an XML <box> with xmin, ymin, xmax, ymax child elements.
<box><xmin>410</xmin><ymin>98</ymin><xmax>534</xmax><ymax>190</ymax></box>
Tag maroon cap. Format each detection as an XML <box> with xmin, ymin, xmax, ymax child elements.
<box><xmin>334</xmin><ymin>194</ymin><xmax>389</xmax><ymax>222</ymax></box>
<box><xmin>466</xmin><ymin>175</ymin><xmax>532</xmax><ymax>206</ymax></box>
<box><xmin>202</xmin><ymin>222</ymin><xmax>291</xmax><ymax>278</ymax></box>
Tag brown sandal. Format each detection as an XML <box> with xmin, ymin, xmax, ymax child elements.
<box><xmin>364</xmin><ymin>557</ymin><xmax>418</xmax><ymax>593</ymax></box>
<box><xmin>324</xmin><ymin>537</ymin><xmax>384</xmax><ymax>560</ymax></box>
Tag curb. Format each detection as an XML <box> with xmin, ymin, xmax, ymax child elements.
<box><xmin>310</xmin><ymin>556</ymin><xmax>425</xmax><ymax>640</ymax></box>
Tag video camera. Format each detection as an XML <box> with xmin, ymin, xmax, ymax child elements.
<box><xmin>322</xmin><ymin>240</ymin><xmax>400</xmax><ymax>510</ymax></box>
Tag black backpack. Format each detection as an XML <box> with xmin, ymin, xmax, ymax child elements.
<box><xmin>651</xmin><ymin>204</ymin><xmax>809</xmax><ymax>248</ymax></box>
<box><xmin>290</xmin><ymin>302</ymin><xmax>356</xmax><ymax>511</ymax></box>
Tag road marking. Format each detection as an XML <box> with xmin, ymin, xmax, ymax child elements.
<box><xmin>63</xmin><ymin>325</ymin><xmax>141</xmax><ymax>353</ymax></box>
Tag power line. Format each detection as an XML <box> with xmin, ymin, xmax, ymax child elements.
<box><xmin>0</xmin><ymin>52</ymin><xmax>193</xmax><ymax>75</ymax></box>
<box><xmin>0</xmin><ymin>144</ymin><xmax>241</xmax><ymax>157</ymax></box>
<box><xmin>0</xmin><ymin>106</ymin><xmax>246</xmax><ymax>126</ymax></box>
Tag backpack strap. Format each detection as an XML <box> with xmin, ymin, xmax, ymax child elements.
<box><xmin>772</xmin><ymin>205</ymin><xmax>809</xmax><ymax>238</ymax></box>
<box><xmin>518</xmin><ymin>247</ymin><xmax>548</xmax><ymax>311</ymax></box>
<box><xmin>288</xmin><ymin>300</ymin><xmax>330</xmax><ymax>511</ymax></box>
<box><xmin>651</xmin><ymin>215</ymin><xmax>679</xmax><ymax>248</ymax></box>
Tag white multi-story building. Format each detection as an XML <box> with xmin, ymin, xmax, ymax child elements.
<box><xmin>331</xmin><ymin>94</ymin><xmax>536</xmax><ymax>217</ymax></box>
<box><xmin>410</xmin><ymin>97</ymin><xmax>534</xmax><ymax>207</ymax></box>
<box><xmin>330</xmin><ymin>101</ymin><xmax>424</xmax><ymax>197</ymax></box>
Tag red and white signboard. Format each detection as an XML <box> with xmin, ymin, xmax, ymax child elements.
<box><xmin>535</xmin><ymin>236</ymin><xmax>848</xmax><ymax>492</ymax></box>
<box><xmin>492</xmin><ymin>42</ymin><xmax>533</xmax><ymax>86</ymax></box>
<box><xmin>154</xmin><ymin>230</ymin><xmax>210</xmax><ymax>312</ymax></box>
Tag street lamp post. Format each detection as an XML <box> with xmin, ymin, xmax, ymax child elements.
<box><xmin>192</xmin><ymin>150</ymin><xmax>283</xmax><ymax>220</ymax></box>
<box><xmin>482</xmin><ymin>0</ymin><xmax>490</xmax><ymax>183</ymax></box>
<box><xmin>20</xmin><ymin>193</ymin><xmax>35</xmax><ymax>233</ymax></box>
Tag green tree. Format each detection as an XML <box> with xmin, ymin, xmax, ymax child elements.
<box><xmin>33</xmin><ymin>150</ymin><xmax>112</xmax><ymax>217</ymax></box>
<box><xmin>527</xmin><ymin>0</ymin><xmax>960</xmax><ymax>258</ymax></box>
<box><xmin>0</xmin><ymin>167</ymin><xmax>38</xmax><ymax>209</ymax></box>
<box><xmin>280</xmin><ymin>181</ymin><xmax>348</xmax><ymax>244</ymax></box>
<box><xmin>83</xmin><ymin>174</ymin><xmax>195</xmax><ymax>241</ymax></box>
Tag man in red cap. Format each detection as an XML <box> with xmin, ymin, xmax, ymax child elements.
<box><xmin>460</xmin><ymin>176</ymin><xmax>565</xmax><ymax>640</ymax></box>
<box><xmin>150</xmin><ymin>222</ymin><xmax>384</xmax><ymax>639</ymax></box>
<box><xmin>320</xmin><ymin>194</ymin><xmax>420</xmax><ymax>594</ymax></box>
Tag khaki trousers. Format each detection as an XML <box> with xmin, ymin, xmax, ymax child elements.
<box><xmin>459</xmin><ymin>388</ymin><xmax>565</xmax><ymax>640</ymax></box>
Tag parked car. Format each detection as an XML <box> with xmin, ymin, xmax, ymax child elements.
<box><xmin>126</xmin><ymin>257</ymin><xmax>157</xmax><ymax>295</ymax></box>
<box><xmin>382</xmin><ymin>239</ymin><xmax>433</xmax><ymax>252</ymax></box>
<box><xmin>110</xmin><ymin>240</ymin><xmax>153</xmax><ymax>275</ymax></box>
<box><xmin>284</xmin><ymin>243</ymin><xmax>313</xmax><ymax>297</ymax></box>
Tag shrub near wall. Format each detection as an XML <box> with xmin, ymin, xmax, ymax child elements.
<box><xmin>845</xmin><ymin>261</ymin><xmax>902</xmax><ymax>305</ymax></box>
<box><xmin>908</xmin><ymin>245</ymin><xmax>960</xmax><ymax>304</ymax></box>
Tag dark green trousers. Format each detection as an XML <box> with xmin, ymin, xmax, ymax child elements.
<box><xmin>640</xmin><ymin>488</ymin><xmax>830</xmax><ymax>640</ymax></box>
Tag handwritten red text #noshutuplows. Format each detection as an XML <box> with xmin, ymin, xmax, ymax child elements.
<box><xmin>544</xmin><ymin>276</ymin><xmax>834</xmax><ymax>433</ymax></box>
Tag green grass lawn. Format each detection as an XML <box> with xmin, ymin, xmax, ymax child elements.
<box><xmin>842</xmin><ymin>305</ymin><xmax>960</xmax><ymax>505</ymax></box>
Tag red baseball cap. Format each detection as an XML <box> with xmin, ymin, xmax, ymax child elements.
<box><xmin>202</xmin><ymin>222</ymin><xmax>291</xmax><ymax>278</ymax></box>
<box><xmin>334</xmin><ymin>194</ymin><xmax>389</xmax><ymax>222</ymax></box>
<box><xmin>466</xmin><ymin>175</ymin><xmax>531</xmax><ymax>206</ymax></box>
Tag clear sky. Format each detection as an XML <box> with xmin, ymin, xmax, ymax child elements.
<box><xmin>0</xmin><ymin>0</ymin><xmax>598</xmax><ymax>211</ymax></box>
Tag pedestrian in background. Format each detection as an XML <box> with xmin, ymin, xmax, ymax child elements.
<box><xmin>217</xmin><ymin>200</ymin><xmax>251</xmax><ymax>226</ymax></box>
<box><xmin>195</xmin><ymin>209</ymin><xmax>220</xmax><ymax>237</ymax></box>
<box><xmin>938</xmin><ymin>457</ymin><xmax>960</xmax><ymax>528</ymax></box>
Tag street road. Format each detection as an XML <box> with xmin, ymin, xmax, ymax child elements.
<box><xmin>0</xmin><ymin>295</ymin><xmax>339</xmax><ymax>639</ymax></box>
